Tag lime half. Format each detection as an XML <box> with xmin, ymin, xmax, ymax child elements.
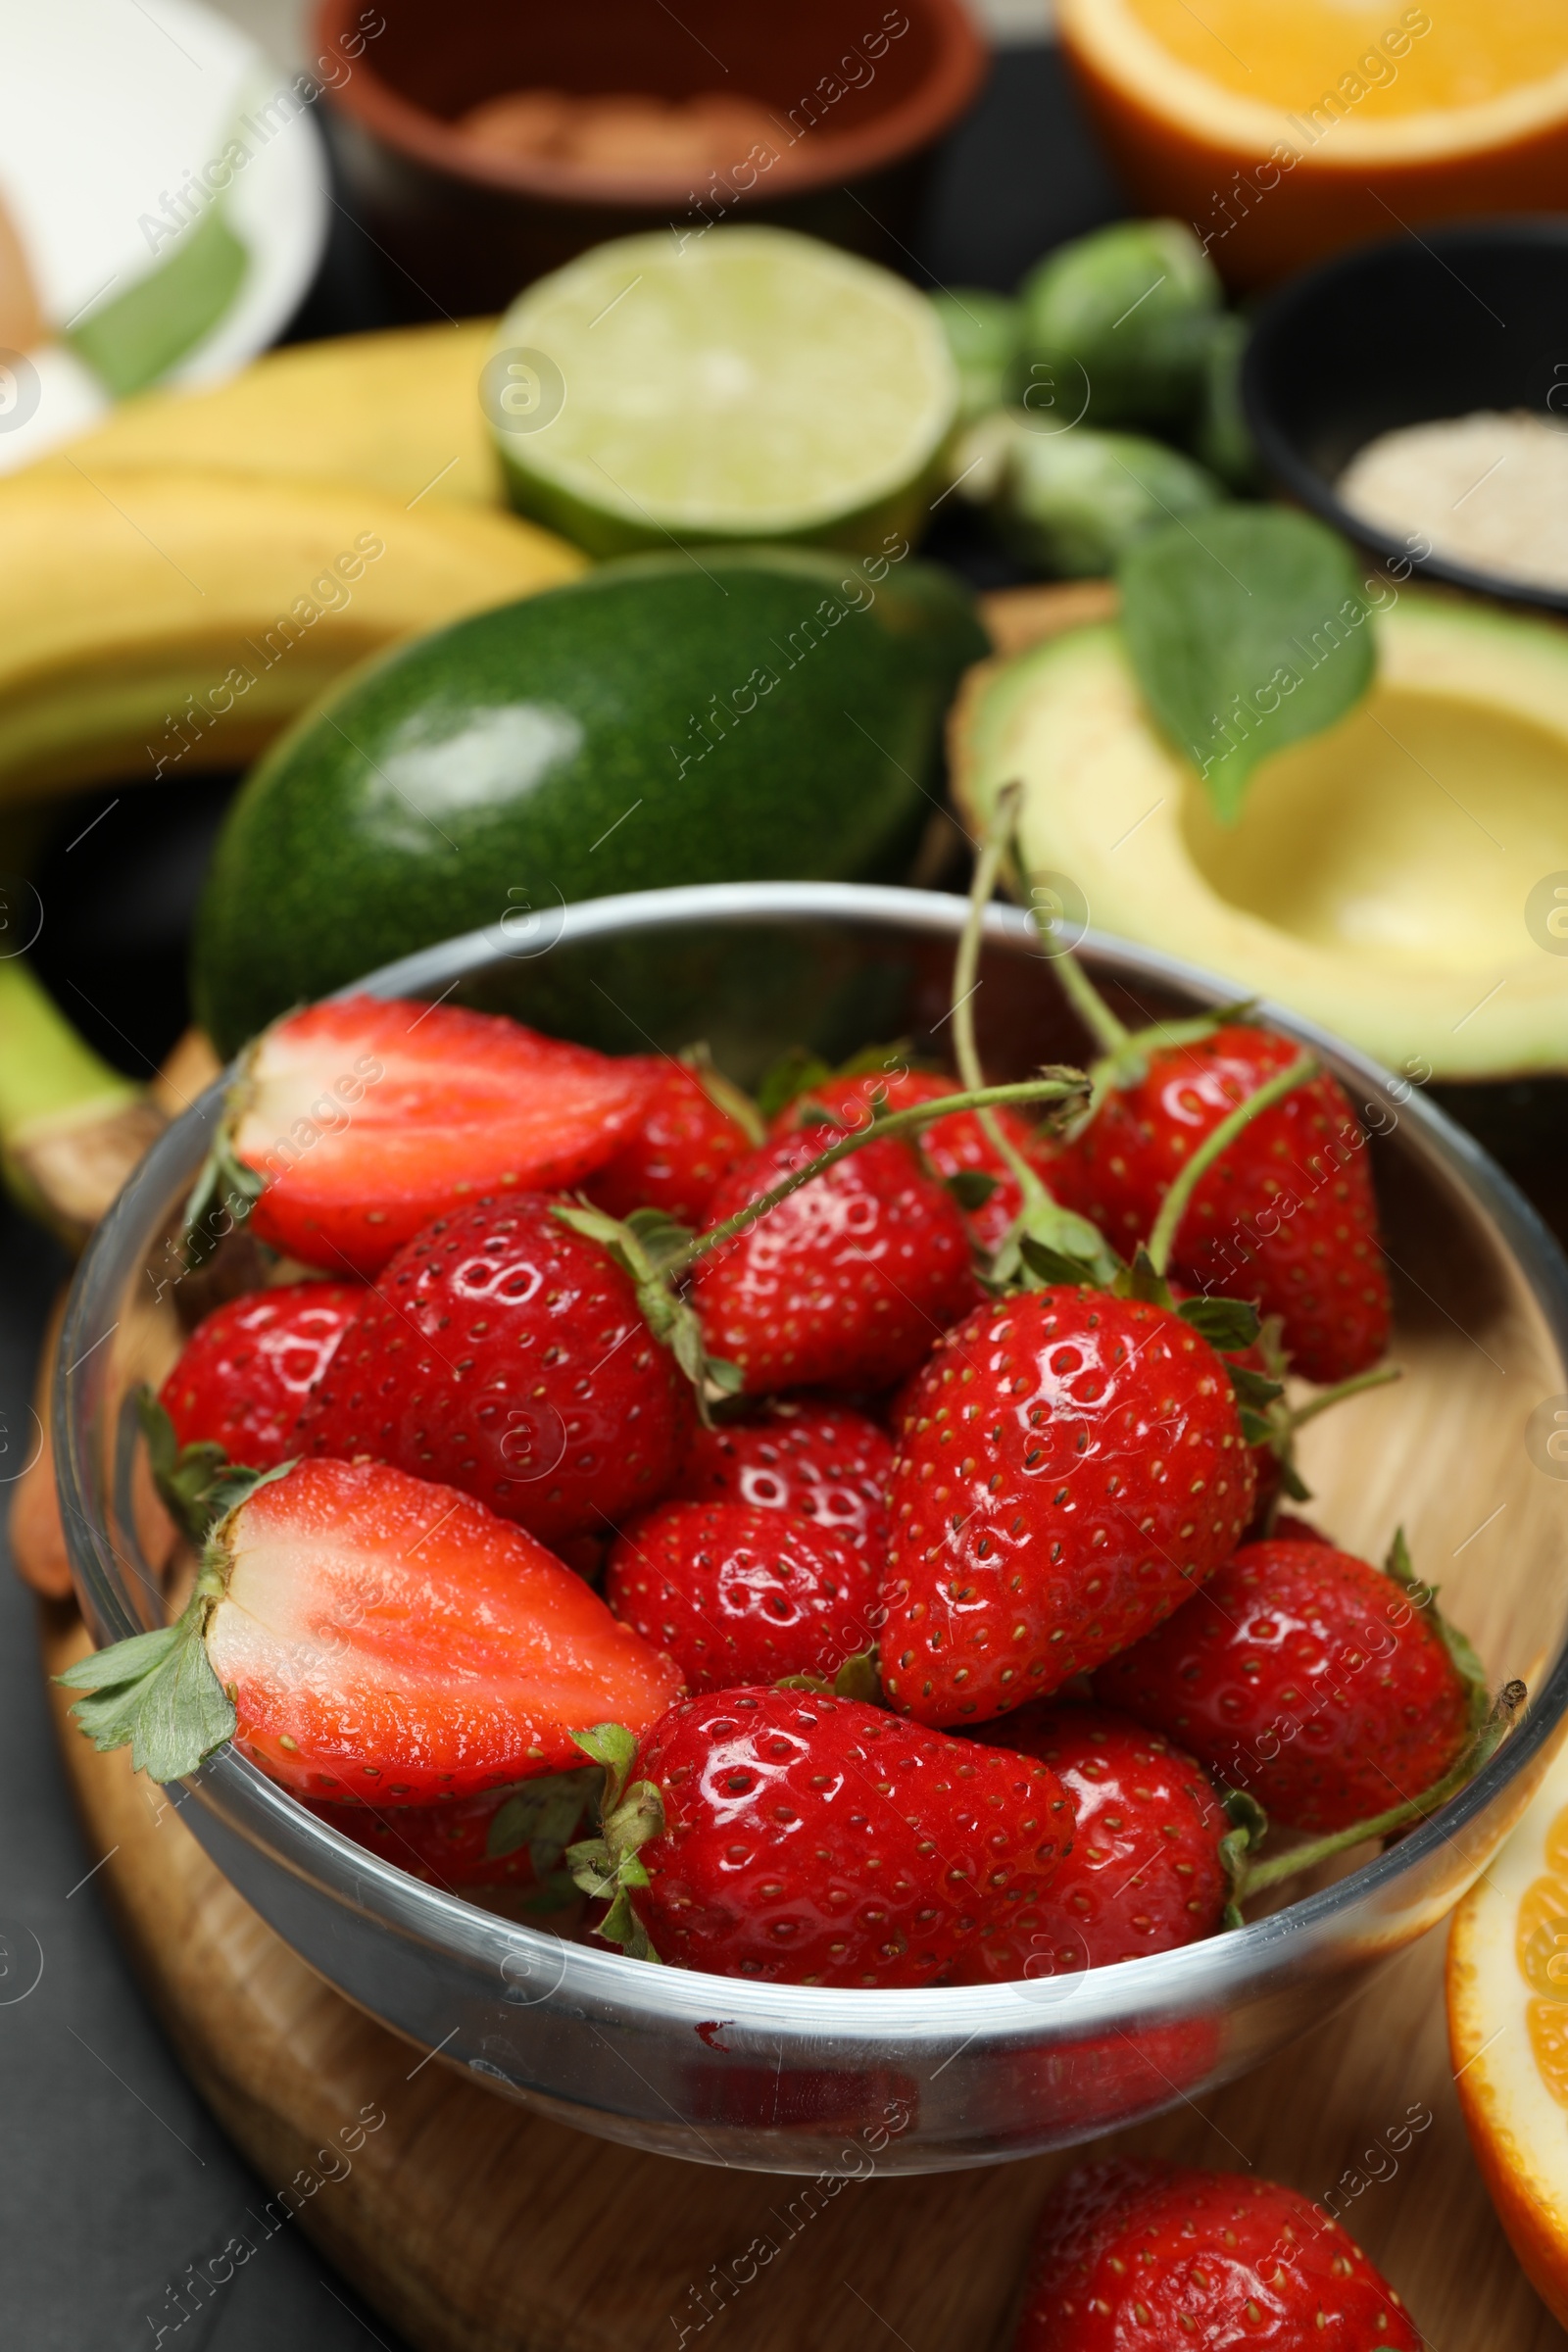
<box><xmin>488</xmin><ymin>226</ymin><xmax>958</xmax><ymax>558</ymax></box>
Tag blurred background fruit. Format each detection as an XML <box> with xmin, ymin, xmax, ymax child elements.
<box><xmin>1056</xmin><ymin>0</ymin><xmax>1568</xmax><ymax>288</ymax></box>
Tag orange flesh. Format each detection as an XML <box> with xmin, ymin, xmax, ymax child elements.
<box><xmin>1520</xmin><ymin>1797</ymin><xmax>1568</xmax><ymax>2098</ymax></box>
<box><xmin>1123</xmin><ymin>0</ymin><xmax>1567</xmax><ymax>115</ymax></box>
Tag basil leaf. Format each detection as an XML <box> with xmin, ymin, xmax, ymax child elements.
<box><xmin>1119</xmin><ymin>507</ymin><xmax>1377</xmax><ymax>823</ymax></box>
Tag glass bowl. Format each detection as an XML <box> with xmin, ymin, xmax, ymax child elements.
<box><xmin>54</xmin><ymin>881</ymin><xmax>1568</xmax><ymax>2176</ymax></box>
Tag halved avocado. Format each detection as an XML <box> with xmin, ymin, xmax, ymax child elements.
<box><xmin>954</xmin><ymin>590</ymin><xmax>1568</xmax><ymax>1084</ymax></box>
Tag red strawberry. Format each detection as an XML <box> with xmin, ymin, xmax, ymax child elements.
<box><xmin>952</xmin><ymin>1703</ymin><xmax>1237</xmax><ymax>1981</ymax></box>
<box><xmin>669</xmin><ymin>1396</ymin><xmax>893</xmax><ymax>1554</ymax></box>
<box><xmin>584</xmin><ymin>1054</ymin><xmax>755</xmax><ymax>1227</ymax></box>
<box><xmin>159</xmin><ymin>1281</ymin><xmax>363</xmax><ymax>1466</ymax></box>
<box><xmin>1014</xmin><ymin>2158</ymin><xmax>1421</xmax><ymax>2349</ymax></box>
<box><xmin>308</xmin><ymin>1766</ymin><xmax>595</xmax><ymax>1896</ymax></box>
<box><xmin>692</xmin><ymin>1131</ymin><xmax>977</xmax><ymax>1395</ymax></box>
<box><xmin>879</xmin><ymin>1287</ymin><xmax>1255</xmax><ymax>1728</ymax></box>
<box><xmin>1097</xmin><ymin>1538</ymin><xmax>1475</xmax><ymax>1832</ymax></box>
<box><xmin>295</xmin><ymin>1195</ymin><xmax>693</xmax><ymax>1547</ymax></box>
<box><xmin>605</xmin><ymin>1499</ymin><xmax>879</xmax><ymax>1691</ymax></box>
<box><xmin>60</xmin><ymin>1457</ymin><xmax>684</xmax><ymax>1796</ymax></box>
<box><xmin>1041</xmin><ymin>1024</ymin><xmax>1391</xmax><ymax>1384</ymax></box>
<box><xmin>774</xmin><ymin>1067</ymin><xmax>1048</xmax><ymax>1254</ymax></box>
<box><xmin>225</xmin><ymin>996</ymin><xmax>656</xmax><ymax>1277</ymax></box>
<box><xmin>592</xmin><ymin>1686</ymin><xmax>1073</xmax><ymax>1987</ymax></box>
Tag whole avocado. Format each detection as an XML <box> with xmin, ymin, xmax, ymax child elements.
<box><xmin>192</xmin><ymin>547</ymin><xmax>986</xmax><ymax>1054</ymax></box>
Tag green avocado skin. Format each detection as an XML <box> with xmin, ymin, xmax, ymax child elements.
<box><xmin>193</xmin><ymin>546</ymin><xmax>986</xmax><ymax>1056</ymax></box>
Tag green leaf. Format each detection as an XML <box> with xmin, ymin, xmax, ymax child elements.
<box><xmin>568</xmin><ymin>1721</ymin><xmax>640</xmax><ymax>1817</ymax></box>
<box><xmin>1113</xmin><ymin>1246</ymin><xmax>1172</xmax><ymax>1308</ymax></box>
<box><xmin>1120</xmin><ymin>507</ymin><xmax>1378</xmax><ymax>824</ymax></box>
<box><xmin>1177</xmin><ymin>1295</ymin><xmax>1261</xmax><ymax>1351</ymax></box>
<box><xmin>945</xmin><ymin>1168</ymin><xmax>1000</xmax><ymax>1212</ymax></box>
<box><xmin>57</xmin><ymin>1594</ymin><xmax>235</xmax><ymax>1782</ymax></box>
<box><xmin>136</xmin><ymin>1389</ymin><xmax>290</xmax><ymax>1544</ymax></box>
<box><xmin>484</xmin><ymin>1768</ymin><xmax>598</xmax><ymax>1866</ymax></box>
<box><xmin>622</xmin><ymin>1205</ymin><xmax>695</xmax><ymax>1274</ymax></box>
<box><xmin>1226</xmin><ymin>1361</ymin><xmax>1287</xmax><ymax>1411</ymax></box>
<box><xmin>180</xmin><ymin>1127</ymin><xmax>267</xmax><ymax>1272</ymax></box>
<box><xmin>1016</xmin><ymin>1235</ymin><xmax>1105</xmax><ymax>1289</ymax></box>
<box><xmin>755</xmin><ymin>1048</ymin><xmax>832</xmax><ymax>1124</ymax></box>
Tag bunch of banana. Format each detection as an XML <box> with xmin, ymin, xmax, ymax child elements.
<box><xmin>0</xmin><ymin>319</ymin><xmax>581</xmax><ymax>1236</ymax></box>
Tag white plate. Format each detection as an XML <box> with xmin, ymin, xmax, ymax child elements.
<box><xmin>0</xmin><ymin>0</ymin><xmax>328</xmax><ymax>469</ymax></box>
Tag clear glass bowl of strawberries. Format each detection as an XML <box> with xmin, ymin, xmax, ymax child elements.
<box><xmin>53</xmin><ymin>872</ymin><xmax>1568</xmax><ymax>2175</ymax></box>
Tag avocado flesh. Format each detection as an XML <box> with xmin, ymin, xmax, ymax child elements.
<box><xmin>955</xmin><ymin>593</ymin><xmax>1568</xmax><ymax>1081</ymax></box>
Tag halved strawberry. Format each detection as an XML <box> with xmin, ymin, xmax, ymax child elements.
<box><xmin>209</xmin><ymin>996</ymin><xmax>657</xmax><ymax>1278</ymax></box>
<box><xmin>58</xmin><ymin>1458</ymin><xmax>684</xmax><ymax>1795</ymax></box>
<box><xmin>159</xmin><ymin>1280</ymin><xmax>364</xmax><ymax>1467</ymax></box>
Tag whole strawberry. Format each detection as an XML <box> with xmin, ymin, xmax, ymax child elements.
<box><xmin>692</xmin><ymin>1131</ymin><xmax>977</xmax><ymax>1395</ymax></box>
<box><xmin>295</xmin><ymin>1195</ymin><xmax>692</xmax><ymax>1546</ymax></box>
<box><xmin>606</xmin><ymin>1500</ymin><xmax>879</xmax><ymax>1691</ymax></box>
<box><xmin>221</xmin><ymin>995</ymin><xmax>656</xmax><ymax>1277</ymax></box>
<box><xmin>774</xmin><ymin>1067</ymin><xmax>1049</xmax><ymax>1255</ymax></box>
<box><xmin>308</xmin><ymin>1766</ymin><xmax>595</xmax><ymax>1899</ymax></box>
<box><xmin>1044</xmin><ymin>1024</ymin><xmax>1390</xmax><ymax>1384</ymax></box>
<box><xmin>159</xmin><ymin>1280</ymin><xmax>364</xmax><ymax>1466</ymax></box>
<box><xmin>1014</xmin><ymin>2158</ymin><xmax>1421</xmax><ymax>2349</ymax></box>
<box><xmin>60</xmin><ymin>1458</ymin><xmax>684</xmax><ymax>1795</ymax></box>
<box><xmin>1097</xmin><ymin>1537</ymin><xmax>1477</xmax><ymax>1832</ymax></box>
<box><xmin>669</xmin><ymin>1396</ymin><xmax>893</xmax><ymax>1554</ymax></box>
<box><xmin>585</xmin><ymin>1054</ymin><xmax>756</xmax><ymax>1227</ymax></box>
<box><xmin>953</xmin><ymin>1704</ymin><xmax>1240</xmax><ymax>1981</ymax></box>
<box><xmin>587</xmin><ymin>1687</ymin><xmax>1073</xmax><ymax>1986</ymax></box>
<box><xmin>880</xmin><ymin>1287</ymin><xmax>1255</xmax><ymax>1727</ymax></box>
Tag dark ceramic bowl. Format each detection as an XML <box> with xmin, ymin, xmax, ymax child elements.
<box><xmin>1243</xmin><ymin>217</ymin><xmax>1568</xmax><ymax>617</ymax></box>
<box><xmin>314</xmin><ymin>0</ymin><xmax>988</xmax><ymax>315</ymax></box>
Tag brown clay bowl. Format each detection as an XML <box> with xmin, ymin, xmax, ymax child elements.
<box><xmin>313</xmin><ymin>0</ymin><xmax>988</xmax><ymax>315</ymax></box>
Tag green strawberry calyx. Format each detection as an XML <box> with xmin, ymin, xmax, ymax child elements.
<box><xmin>486</xmin><ymin>1764</ymin><xmax>601</xmax><ymax>1915</ymax></box>
<box><xmin>54</xmin><ymin>1457</ymin><xmax>293</xmax><ymax>1783</ymax></box>
<box><xmin>565</xmin><ymin>1721</ymin><xmax>664</xmax><ymax>1965</ymax></box>
<box><xmin>1217</xmin><ymin>1786</ymin><xmax>1269</xmax><ymax>1932</ymax></box>
<box><xmin>775</xmin><ymin>1649</ymin><xmax>883</xmax><ymax>1704</ymax></box>
<box><xmin>136</xmin><ymin>1387</ymin><xmax>273</xmax><ymax>1545</ymax></box>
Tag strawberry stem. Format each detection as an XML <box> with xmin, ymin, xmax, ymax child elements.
<box><xmin>953</xmin><ymin>783</ymin><xmax>1116</xmax><ymax>1286</ymax></box>
<box><xmin>1145</xmin><ymin>1051</ymin><xmax>1320</xmax><ymax>1279</ymax></box>
<box><xmin>661</xmin><ymin>1073</ymin><xmax>1091</xmax><ymax>1279</ymax></box>
<box><xmin>1286</xmin><ymin>1362</ymin><xmax>1402</xmax><ymax>1428</ymax></box>
<box><xmin>1046</xmin><ymin>934</ymin><xmax>1132</xmax><ymax>1058</ymax></box>
<box><xmin>1233</xmin><ymin>1678</ymin><xmax>1525</xmax><ymax>1903</ymax></box>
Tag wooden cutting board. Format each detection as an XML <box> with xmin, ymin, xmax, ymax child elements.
<box><xmin>35</xmin><ymin>1601</ymin><xmax>1563</xmax><ymax>2351</ymax></box>
<box><xmin>18</xmin><ymin>579</ymin><xmax>1568</xmax><ymax>2346</ymax></box>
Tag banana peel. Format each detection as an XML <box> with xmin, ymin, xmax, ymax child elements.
<box><xmin>0</xmin><ymin>463</ymin><xmax>584</xmax><ymax>800</ymax></box>
<box><xmin>23</xmin><ymin>319</ymin><xmax>502</xmax><ymax>510</ymax></box>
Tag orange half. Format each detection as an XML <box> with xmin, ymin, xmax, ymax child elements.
<box><xmin>1056</xmin><ymin>0</ymin><xmax>1568</xmax><ymax>286</ymax></box>
<box><xmin>1448</xmin><ymin>1729</ymin><xmax>1568</xmax><ymax>2327</ymax></box>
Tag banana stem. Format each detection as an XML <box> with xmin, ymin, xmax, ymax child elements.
<box><xmin>0</xmin><ymin>957</ymin><xmax>164</xmax><ymax>1241</ymax></box>
<box><xmin>0</xmin><ymin>956</ymin><xmax>138</xmax><ymax>1137</ymax></box>
<box><xmin>665</xmin><ymin>1074</ymin><xmax>1090</xmax><ymax>1278</ymax></box>
<box><xmin>1146</xmin><ymin>1052</ymin><xmax>1319</xmax><ymax>1279</ymax></box>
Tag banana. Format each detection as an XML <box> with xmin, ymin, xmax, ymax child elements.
<box><xmin>0</xmin><ymin>463</ymin><xmax>584</xmax><ymax>800</ymax></box>
<box><xmin>23</xmin><ymin>319</ymin><xmax>502</xmax><ymax>509</ymax></box>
